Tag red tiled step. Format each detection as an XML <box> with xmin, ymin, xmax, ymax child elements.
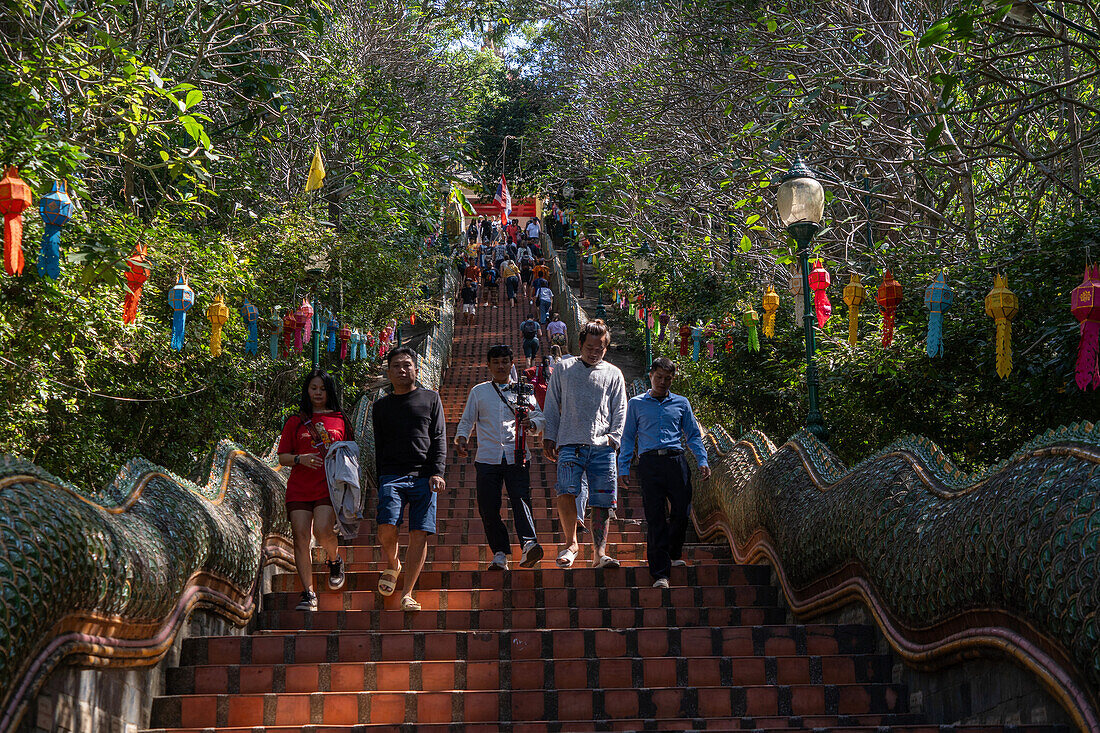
<box><xmin>149</xmin><ymin>682</ymin><xmax>908</xmax><ymax>727</ymax></box>
<box><xmin>181</xmin><ymin>625</ymin><xmax>877</xmax><ymax>667</ymax></box>
<box><xmin>256</xmin><ymin>603</ymin><xmax>785</xmax><ymax>633</ymax></box>
<box><xmin>311</xmin><ymin>541</ymin><xmax>731</xmax><ymax>565</ymax></box>
<box><xmin>167</xmin><ymin>653</ymin><xmax>895</xmax><ymax>694</ymax></box>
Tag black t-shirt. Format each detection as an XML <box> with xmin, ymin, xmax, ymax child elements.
<box><xmin>372</xmin><ymin>388</ymin><xmax>447</xmax><ymax>477</ymax></box>
<box><xmin>461</xmin><ymin>285</ymin><xmax>477</xmax><ymax>304</ymax></box>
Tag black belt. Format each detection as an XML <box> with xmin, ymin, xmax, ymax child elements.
<box><xmin>641</xmin><ymin>448</ymin><xmax>684</xmax><ymax>457</ymax></box>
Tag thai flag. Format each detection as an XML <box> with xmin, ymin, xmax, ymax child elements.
<box><xmin>494</xmin><ymin>175</ymin><xmax>511</xmax><ymax>226</ymax></box>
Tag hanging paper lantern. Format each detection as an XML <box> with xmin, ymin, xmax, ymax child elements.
<box><xmin>808</xmin><ymin>260</ymin><xmax>832</xmax><ymax>328</ymax></box>
<box><xmin>316</xmin><ymin>311</ymin><xmax>329</xmax><ymax>345</ymax></box>
<box><xmin>984</xmin><ymin>274</ymin><xmax>1019</xmax><ymax>379</ymax></box>
<box><xmin>269</xmin><ymin>311</ymin><xmax>283</xmax><ymax>360</ymax></box>
<box><xmin>923</xmin><ymin>271</ymin><xmax>954</xmax><ymax>358</ymax></box>
<box><xmin>207</xmin><ymin>295</ymin><xmax>230</xmax><ymax>357</ymax></box>
<box><xmin>366</xmin><ymin>330</ymin><xmax>377</xmax><ymax>360</ymax></box>
<box><xmin>338</xmin><ymin>324</ymin><xmax>351</xmax><ymax>360</ymax></box>
<box><xmin>1070</xmin><ymin>265</ymin><xmax>1100</xmax><ymax>391</ymax></box>
<box><xmin>679</xmin><ymin>323</ymin><xmax>692</xmax><ymax>357</ymax></box>
<box><xmin>410</xmin><ymin>313</ymin><xmax>416</xmax><ymax>326</ymax></box>
<box><xmin>351</xmin><ymin>330</ymin><xmax>363</xmax><ymax>361</ymax></box>
<box><xmin>296</xmin><ymin>299</ymin><xmax>314</xmax><ymax>350</ymax></box>
<box><xmin>761</xmin><ymin>286</ymin><xmax>780</xmax><ymax>338</ymax></box>
<box><xmin>691</xmin><ymin>324</ymin><xmax>703</xmax><ymax>361</ymax></box>
<box><xmin>240</xmin><ymin>299</ymin><xmax>259</xmax><ymax>355</ymax></box>
<box><xmin>658</xmin><ymin>312</ymin><xmax>669</xmax><ymax>341</ymax></box>
<box><xmin>704</xmin><ymin>324</ymin><xmax>717</xmax><ymax>358</ymax></box>
<box><xmin>842</xmin><ymin>274</ymin><xmax>866</xmax><ymax>346</ymax></box>
<box><xmin>37</xmin><ymin>181</ymin><xmax>72</xmax><ymax>279</ymax></box>
<box><xmin>788</xmin><ymin>265</ymin><xmax>804</xmax><ymax>328</ymax></box>
<box><xmin>0</xmin><ymin>167</ymin><xmax>33</xmax><ymax>276</ymax></box>
<box><xmin>168</xmin><ymin>274</ymin><xmax>194</xmax><ymax>351</ymax></box>
<box><xmin>282</xmin><ymin>311</ymin><xmax>297</xmax><ymax>355</ymax></box>
<box><xmin>122</xmin><ymin>245</ymin><xmax>149</xmax><ymax>324</ymax></box>
<box><xmin>327</xmin><ymin>317</ymin><xmax>339</xmax><ymax>352</ymax></box>
<box><xmin>743</xmin><ymin>308</ymin><xmax>760</xmax><ymax>352</ymax></box>
<box><xmin>876</xmin><ymin>269</ymin><xmax>903</xmax><ymax>347</ymax></box>
<box><xmin>359</xmin><ymin>331</ymin><xmax>371</xmax><ymax>360</ymax></box>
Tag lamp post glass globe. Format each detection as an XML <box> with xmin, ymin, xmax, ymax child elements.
<box><xmin>777</xmin><ymin>160</ymin><xmax>825</xmax><ymax>229</ymax></box>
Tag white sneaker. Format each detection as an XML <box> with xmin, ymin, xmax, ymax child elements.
<box><xmin>671</xmin><ymin>559</ymin><xmax>689</xmax><ymax>568</ymax></box>
<box><xmin>652</xmin><ymin>578</ymin><xmax>670</xmax><ymax>589</ymax></box>
<box><xmin>520</xmin><ymin>540</ymin><xmax>544</xmax><ymax>568</ymax></box>
<box><xmin>489</xmin><ymin>551</ymin><xmax>509</xmax><ymax>570</ymax></box>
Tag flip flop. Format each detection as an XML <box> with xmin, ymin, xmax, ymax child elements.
<box><xmin>400</xmin><ymin>595</ymin><xmax>422</xmax><ymax>612</ymax></box>
<box><xmin>557</xmin><ymin>547</ymin><xmax>578</xmax><ymax>568</ymax></box>
<box><xmin>595</xmin><ymin>555</ymin><xmax>620</xmax><ymax>569</ymax></box>
<box><xmin>377</xmin><ymin>564</ymin><xmax>401</xmax><ymax>597</ymax></box>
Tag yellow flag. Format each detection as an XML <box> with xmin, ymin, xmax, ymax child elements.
<box><xmin>305</xmin><ymin>144</ymin><xmax>325</xmax><ymax>192</ymax></box>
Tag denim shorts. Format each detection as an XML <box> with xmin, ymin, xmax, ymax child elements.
<box><xmin>377</xmin><ymin>474</ymin><xmax>437</xmax><ymax>534</ymax></box>
<box><xmin>555</xmin><ymin>444</ymin><xmax>617</xmax><ymax>509</ymax></box>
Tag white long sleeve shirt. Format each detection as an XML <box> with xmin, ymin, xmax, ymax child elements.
<box><xmin>543</xmin><ymin>356</ymin><xmax>627</xmax><ymax>448</ymax></box>
<box><xmin>456</xmin><ymin>380</ymin><xmax>545</xmax><ymax>464</ymax></box>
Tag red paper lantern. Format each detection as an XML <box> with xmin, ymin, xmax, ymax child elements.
<box><xmin>876</xmin><ymin>269</ymin><xmax>903</xmax><ymax>347</ymax></box>
<box><xmin>808</xmin><ymin>260</ymin><xmax>832</xmax><ymax>328</ymax></box>
<box><xmin>0</xmin><ymin>167</ymin><xmax>33</xmax><ymax>276</ymax></box>
<box><xmin>122</xmin><ymin>245</ymin><xmax>149</xmax><ymax>324</ymax></box>
<box><xmin>1071</xmin><ymin>265</ymin><xmax>1100</xmax><ymax>391</ymax></box>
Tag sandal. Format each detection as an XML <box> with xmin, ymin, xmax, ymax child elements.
<box><xmin>400</xmin><ymin>595</ymin><xmax>422</xmax><ymax>612</ymax></box>
<box><xmin>557</xmin><ymin>546</ymin><xmax>579</xmax><ymax>568</ymax></box>
<box><xmin>377</xmin><ymin>564</ymin><xmax>401</xmax><ymax>597</ymax></box>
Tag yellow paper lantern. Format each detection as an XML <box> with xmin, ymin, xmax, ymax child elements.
<box><xmin>984</xmin><ymin>274</ymin><xmax>1019</xmax><ymax>378</ymax></box>
<box><xmin>207</xmin><ymin>294</ymin><xmax>230</xmax><ymax>357</ymax></box>
<box><xmin>761</xmin><ymin>285</ymin><xmax>780</xmax><ymax>338</ymax></box>
<box><xmin>842</xmin><ymin>274</ymin><xmax>866</xmax><ymax>346</ymax></box>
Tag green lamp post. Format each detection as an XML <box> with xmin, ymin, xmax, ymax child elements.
<box><xmin>777</xmin><ymin>156</ymin><xmax>828</xmax><ymax>441</ymax></box>
<box><xmin>633</xmin><ymin>241</ymin><xmax>655</xmax><ymax>369</ymax></box>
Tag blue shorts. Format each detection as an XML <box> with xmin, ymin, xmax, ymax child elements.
<box><xmin>555</xmin><ymin>444</ymin><xmax>617</xmax><ymax>509</ymax></box>
<box><xmin>377</xmin><ymin>474</ymin><xmax>437</xmax><ymax>534</ymax></box>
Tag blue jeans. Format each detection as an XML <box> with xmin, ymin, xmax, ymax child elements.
<box><xmin>377</xmin><ymin>474</ymin><xmax>437</xmax><ymax>534</ymax></box>
<box><xmin>555</xmin><ymin>444</ymin><xmax>617</xmax><ymax>509</ymax></box>
<box><xmin>506</xmin><ymin>276</ymin><xmax>519</xmax><ymax>299</ymax></box>
<box><xmin>538</xmin><ymin>299</ymin><xmax>551</xmax><ymax>324</ymax></box>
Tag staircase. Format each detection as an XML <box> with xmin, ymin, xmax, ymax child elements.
<box><xmin>144</xmin><ymin>286</ymin><xmax>1062</xmax><ymax>732</ymax></box>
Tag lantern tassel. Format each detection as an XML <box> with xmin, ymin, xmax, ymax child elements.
<box><xmin>748</xmin><ymin>325</ymin><xmax>759</xmax><ymax>352</ymax></box>
<box><xmin>814</xmin><ymin>289</ymin><xmax>832</xmax><ymax>328</ymax></box>
<box><xmin>4</xmin><ymin>212</ymin><xmax>25</xmax><ymax>276</ymax></box>
<box><xmin>210</xmin><ymin>322</ymin><xmax>224</xmax><ymax>357</ymax></box>
<box><xmin>763</xmin><ymin>311</ymin><xmax>776</xmax><ymax>339</ymax></box>
<box><xmin>995</xmin><ymin>319</ymin><xmax>1013</xmax><ymax>379</ymax></box>
<box><xmin>926</xmin><ymin>312</ymin><xmax>944</xmax><ymax>358</ymax></box>
<box><xmin>327</xmin><ymin>327</ymin><xmax>337</xmax><ymax>352</ymax></box>
<box><xmin>882</xmin><ymin>314</ymin><xmax>896</xmax><ymax>347</ymax></box>
<box><xmin>246</xmin><ymin>322</ymin><xmax>258</xmax><ymax>355</ymax></box>
<box><xmin>340</xmin><ymin>338</ymin><xmax>349</xmax><ymax>360</ymax></box>
<box><xmin>123</xmin><ymin>285</ymin><xmax>143</xmax><ymax>324</ymax></box>
<box><xmin>848</xmin><ymin>306</ymin><xmax>859</xmax><ymax>346</ymax></box>
<box><xmin>1075</xmin><ymin>320</ymin><xmax>1100</xmax><ymax>391</ymax></box>
<box><xmin>37</xmin><ymin>225</ymin><xmax>62</xmax><ymax>279</ymax></box>
<box><xmin>171</xmin><ymin>311</ymin><xmax>186</xmax><ymax>351</ymax></box>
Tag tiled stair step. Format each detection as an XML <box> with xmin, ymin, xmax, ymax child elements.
<box><xmin>182</xmin><ymin>625</ymin><xmax>877</xmax><ymax>666</ymax></box>
<box><xmin>307</xmin><ymin>558</ymin><xmax>727</xmax><ymax>572</ymax></box>
<box><xmin>311</xmin><ymin>543</ymin><xmax>734</xmax><ymax>564</ymax></box>
<box><xmin>143</xmin><ymin>720</ymin><xmax>1073</xmax><ymax>733</ymax></box>
<box><xmin>262</xmin><ymin>584</ymin><xmax>780</xmax><ymax>612</ymax></box>
<box><xmin>149</xmin><ymin>682</ymin><xmax>910</xmax><ymax>728</ymax></box>
<box><xmin>257</xmin><ymin>603</ymin><xmax>788</xmax><ymax>632</ymax></box>
<box><xmin>167</xmin><ymin>654</ymin><xmax>896</xmax><ymax>694</ymax></box>
<box><xmin>273</xmin><ymin>566</ymin><xmax>772</xmax><ymax>592</ymax></box>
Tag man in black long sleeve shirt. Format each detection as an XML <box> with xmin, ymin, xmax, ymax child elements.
<box><xmin>372</xmin><ymin>347</ymin><xmax>447</xmax><ymax>611</ymax></box>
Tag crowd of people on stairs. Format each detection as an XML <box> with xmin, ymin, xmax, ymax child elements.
<box><xmin>276</xmin><ymin>217</ymin><xmax>709</xmax><ymax>613</ymax></box>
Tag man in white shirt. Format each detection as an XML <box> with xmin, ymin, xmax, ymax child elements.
<box><xmin>455</xmin><ymin>344</ymin><xmax>546</xmax><ymax>570</ymax></box>
<box><xmin>543</xmin><ymin>319</ymin><xmax>627</xmax><ymax>569</ymax></box>
<box><xmin>525</xmin><ymin>218</ymin><xmax>541</xmax><ymax>242</ymax></box>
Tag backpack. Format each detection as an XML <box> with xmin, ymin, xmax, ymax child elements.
<box><xmin>521</xmin><ymin>320</ymin><xmax>538</xmax><ymax>338</ymax></box>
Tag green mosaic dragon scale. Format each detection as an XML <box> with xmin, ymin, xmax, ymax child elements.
<box><xmin>692</xmin><ymin>422</ymin><xmax>1100</xmax><ymax>732</ymax></box>
<box><xmin>0</xmin><ymin>440</ymin><xmax>294</xmax><ymax>732</ymax></box>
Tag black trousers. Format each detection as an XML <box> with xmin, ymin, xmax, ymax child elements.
<box><xmin>638</xmin><ymin>453</ymin><xmax>693</xmax><ymax>580</ymax></box>
<box><xmin>475</xmin><ymin>460</ymin><xmax>537</xmax><ymax>555</ymax></box>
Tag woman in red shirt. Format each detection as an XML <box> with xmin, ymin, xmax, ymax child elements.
<box><xmin>277</xmin><ymin>370</ymin><xmax>354</xmax><ymax>611</ymax></box>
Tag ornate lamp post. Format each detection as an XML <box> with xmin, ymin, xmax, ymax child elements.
<box><xmin>777</xmin><ymin>156</ymin><xmax>828</xmax><ymax>441</ymax></box>
<box><xmin>633</xmin><ymin>241</ymin><xmax>655</xmax><ymax>369</ymax></box>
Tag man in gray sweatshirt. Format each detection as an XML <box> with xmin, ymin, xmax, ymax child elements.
<box><xmin>543</xmin><ymin>319</ymin><xmax>628</xmax><ymax>569</ymax></box>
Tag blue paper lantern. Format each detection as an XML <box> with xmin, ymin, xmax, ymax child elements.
<box><xmin>38</xmin><ymin>181</ymin><xmax>72</xmax><ymax>279</ymax></box>
<box><xmin>168</xmin><ymin>275</ymin><xmax>195</xmax><ymax>350</ymax></box>
<box><xmin>924</xmin><ymin>271</ymin><xmax>954</xmax><ymax>358</ymax></box>
<box><xmin>240</xmin><ymin>299</ymin><xmax>259</xmax><ymax>354</ymax></box>
<box><xmin>327</xmin><ymin>317</ymin><xmax>339</xmax><ymax>352</ymax></box>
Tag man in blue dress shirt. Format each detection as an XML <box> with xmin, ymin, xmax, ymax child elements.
<box><xmin>618</xmin><ymin>357</ymin><xmax>711</xmax><ymax>588</ymax></box>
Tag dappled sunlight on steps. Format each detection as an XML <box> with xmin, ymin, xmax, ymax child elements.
<box><xmin>142</xmin><ymin>282</ymin><xmax>1064</xmax><ymax>732</ymax></box>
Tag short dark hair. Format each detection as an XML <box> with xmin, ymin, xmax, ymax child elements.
<box><xmin>487</xmin><ymin>344</ymin><xmax>513</xmax><ymax>361</ymax></box>
<box><xmin>650</xmin><ymin>357</ymin><xmax>676</xmax><ymax>375</ymax></box>
<box><xmin>386</xmin><ymin>346</ymin><xmax>417</xmax><ymax>366</ymax></box>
